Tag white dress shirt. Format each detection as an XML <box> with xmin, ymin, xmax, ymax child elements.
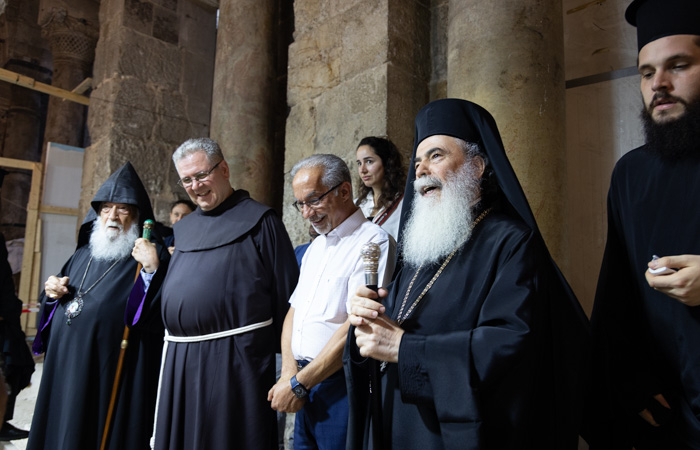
<box><xmin>290</xmin><ymin>208</ymin><xmax>395</xmax><ymax>361</ymax></box>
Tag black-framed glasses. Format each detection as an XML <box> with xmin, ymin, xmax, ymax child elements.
<box><xmin>177</xmin><ymin>160</ymin><xmax>222</xmax><ymax>187</ymax></box>
<box><xmin>292</xmin><ymin>182</ymin><xmax>342</xmax><ymax>212</ymax></box>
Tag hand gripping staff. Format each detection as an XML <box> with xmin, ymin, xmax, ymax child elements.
<box><xmin>361</xmin><ymin>241</ymin><xmax>384</xmax><ymax>450</ymax></box>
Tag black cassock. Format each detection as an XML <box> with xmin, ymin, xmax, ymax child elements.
<box><xmin>346</xmin><ymin>211</ymin><xmax>584</xmax><ymax>450</ymax></box>
<box><xmin>590</xmin><ymin>147</ymin><xmax>700</xmax><ymax>447</ymax></box>
<box><xmin>154</xmin><ymin>190</ymin><xmax>298</xmax><ymax>450</ymax></box>
<box><xmin>29</xmin><ymin>246</ymin><xmax>166</xmax><ymax>450</ymax></box>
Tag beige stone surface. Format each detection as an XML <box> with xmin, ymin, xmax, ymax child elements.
<box><xmin>564</xmin><ymin>67</ymin><xmax>643</xmax><ymax>314</ymax></box>
<box><xmin>447</xmin><ymin>0</ymin><xmax>568</xmax><ymax>269</ymax></box>
<box><xmin>563</xmin><ymin>0</ymin><xmax>643</xmax><ymax>313</ymax></box>
<box><xmin>83</xmin><ymin>0</ymin><xmax>216</xmax><ymax>224</ymax></box>
<box><xmin>210</xmin><ymin>0</ymin><xmax>277</xmax><ymax>207</ymax></box>
<box><xmin>563</xmin><ymin>0</ymin><xmax>636</xmax><ymax>80</ymax></box>
<box><xmin>284</xmin><ymin>0</ymin><xmax>429</xmax><ymax>245</ymax></box>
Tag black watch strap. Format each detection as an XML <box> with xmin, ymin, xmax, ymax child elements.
<box><xmin>290</xmin><ymin>374</ymin><xmax>309</xmax><ymax>399</ymax></box>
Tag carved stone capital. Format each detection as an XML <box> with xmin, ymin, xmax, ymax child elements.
<box><xmin>40</xmin><ymin>7</ymin><xmax>98</xmax><ymax>71</ymax></box>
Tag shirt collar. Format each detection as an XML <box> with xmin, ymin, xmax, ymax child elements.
<box><xmin>324</xmin><ymin>208</ymin><xmax>366</xmax><ymax>242</ymax></box>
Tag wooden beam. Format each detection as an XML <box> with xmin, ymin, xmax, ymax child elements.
<box><xmin>0</xmin><ymin>67</ymin><xmax>90</xmax><ymax>106</ymax></box>
<box><xmin>71</xmin><ymin>77</ymin><xmax>92</xmax><ymax>95</ymax></box>
<box><xmin>0</xmin><ymin>156</ymin><xmax>38</xmax><ymax>171</ymax></box>
<box><xmin>39</xmin><ymin>204</ymin><xmax>79</xmax><ymax>216</ymax></box>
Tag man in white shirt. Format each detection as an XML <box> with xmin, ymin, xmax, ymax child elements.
<box><xmin>268</xmin><ymin>154</ymin><xmax>395</xmax><ymax>450</ymax></box>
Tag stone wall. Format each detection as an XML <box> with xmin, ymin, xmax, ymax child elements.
<box><xmin>283</xmin><ymin>0</ymin><xmax>429</xmax><ymax>246</ymax></box>
<box><xmin>446</xmin><ymin>0</ymin><xmax>568</xmax><ymax>269</ymax></box>
<box><xmin>83</xmin><ymin>0</ymin><xmax>217</xmax><ymax>222</ymax></box>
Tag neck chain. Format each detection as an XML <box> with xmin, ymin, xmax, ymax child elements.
<box><xmin>395</xmin><ymin>207</ymin><xmax>492</xmax><ymax>325</ymax></box>
<box><xmin>380</xmin><ymin>207</ymin><xmax>491</xmax><ymax>373</ymax></box>
<box><xmin>65</xmin><ymin>256</ymin><xmax>120</xmax><ymax>325</ymax></box>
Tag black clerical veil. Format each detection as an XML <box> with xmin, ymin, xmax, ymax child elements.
<box><xmin>77</xmin><ymin>161</ymin><xmax>156</xmax><ymax>248</ymax></box>
<box><xmin>399</xmin><ymin>98</ymin><xmax>590</xmax><ymax>447</ymax></box>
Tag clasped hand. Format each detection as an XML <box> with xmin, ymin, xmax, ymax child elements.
<box><xmin>349</xmin><ymin>285</ymin><xmax>404</xmax><ymax>363</ymax></box>
<box><xmin>44</xmin><ymin>275</ymin><xmax>70</xmax><ymax>300</ymax></box>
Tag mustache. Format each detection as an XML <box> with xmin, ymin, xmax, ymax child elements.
<box><xmin>104</xmin><ymin>220</ymin><xmax>123</xmax><ymax>230</ymax></box>
<box><xmin>650</xmin><ymin>92</ymin><xmax>687</xmax><ymax>109</ymax></box>
<box><xmin>413</xmin><ymin>175</ymin><xmax>442</xmax><ymax>192</ymax></box>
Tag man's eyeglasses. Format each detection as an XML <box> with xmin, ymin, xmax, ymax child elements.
<box><xmin>177</xmin><ymin>160</ymin><xmax>222</xmax><ymax>187</ymax></box>
<box><xmin>292</xmin><ymin>182</ymin><xmax>342</xmax><ymax>212</ymax></box>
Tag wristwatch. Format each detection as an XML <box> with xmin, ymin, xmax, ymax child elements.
<box><xmin>290</xmin><ymin>375</ymin><xmax>309</xmax><ymax>399</ymax></box>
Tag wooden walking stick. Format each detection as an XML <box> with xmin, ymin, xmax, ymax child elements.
<box><xmin>100</xmin><ymin>220</ymin><xmax>153</xmax><ymax>450</ymax></box>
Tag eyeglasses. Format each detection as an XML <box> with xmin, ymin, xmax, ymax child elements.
<box><xmin>101</xmin><ymin>203</ymin><xmax>132</xmax><ymax>215</ymax></box>
<box><xmin>177</xmin><ymin>160</ymin><xmax>222</xmax><ymax>187</ymax></box>
<box><xmin>292</xmin><ymin>182</ymin><xmax>342</xmax><ymax>212</ymax></box>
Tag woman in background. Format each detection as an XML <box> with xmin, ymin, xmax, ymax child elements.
<box><xmin>355</xmin><ymin>136</ymin><xmax>406</xmax><ymax>241</ymax></box>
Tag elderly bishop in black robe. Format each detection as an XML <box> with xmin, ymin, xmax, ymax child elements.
<box><xmin>345</xmin><ymin>99</ymin><xmax>590</xmax><ymax>450</ymax></box>
<box><xmin>28</xmin><ymin>162</ymin><xmax>169</xmax><ymax>450</ymax></box>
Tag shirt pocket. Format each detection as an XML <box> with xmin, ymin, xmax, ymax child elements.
<box><xmin>316</xmin><ymin>276</ymin><xmax>349</xmax><ymax>323</ymax></box>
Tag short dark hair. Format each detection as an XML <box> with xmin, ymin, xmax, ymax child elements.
<box><xmin>354</xmin><ymin>136</ymin><xmax>406</xmax><ymax>210</ymax></box>
<box><xmin>170</xmin><ymin>199</ymin><xmax>196</xmax><ymax>213</ymax></box>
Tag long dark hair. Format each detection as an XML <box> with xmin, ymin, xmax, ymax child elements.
<box><xmin>355</xmin><ymin>136</ymin><xmax>406</xmax><ymax>210</ymax></box>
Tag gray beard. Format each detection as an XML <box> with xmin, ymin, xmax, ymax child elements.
<box><xmin>89</xmin><ymin>218</ymin><xmax>138</xmax><ymax>261</ymax></box>
<box><xmin>401</xmin><ymin>162</ymin><xmax>479</xmax><ymax>268</ymax></box>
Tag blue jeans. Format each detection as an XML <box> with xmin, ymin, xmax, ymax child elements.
<box><xmin>293</xmin><ymin>365</ymin><xmax>348</xmax><ymax>450</ymax></box>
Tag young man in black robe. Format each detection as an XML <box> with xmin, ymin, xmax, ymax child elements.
<box><xmin>150</xmin><ymin>138</ymin><xmax>298</xmax><ymax>450</ymax></box>
<box><xmin>345</xmin><ymin>98</ymin><xmax>590</xmax><ymax>450</ymax></box>
<box><xmin>589</xmin><ymin>1</ymin><xmax>700</xmax><ymax>448</ymax></box>
<box><xmin>29</xmin><ymin>162</ymin><xmax>169</xmax><ymax>450</ymax></box>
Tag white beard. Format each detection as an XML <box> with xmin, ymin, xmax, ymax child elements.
<box><xmin>401</xmin><ymin>162</ymin><xmax>480</xmax><ymax>268</ymax></box>
<box><xmin>89</xmin><ymin>217</ymin><xmax>139</xmax><ymax>261</ymax></box>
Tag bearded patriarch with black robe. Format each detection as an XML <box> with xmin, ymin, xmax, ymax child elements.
<box><xmin>344</xmin><ymin>99</ymin><xmax>590</xmax><ymax>450</ymax></box>
<box><xmin>28</xmin><ymin>162</ymin><xmax>169</xmax><ymax>450</ymax></box>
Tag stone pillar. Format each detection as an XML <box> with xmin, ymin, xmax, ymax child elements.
<box><xmin>447</xmin><ymin>0</ymin><xmax>568</xmax><ymax>268</ymax></box>
<box><xmin>211</xmin><ymin>0</ymin><xmax>277</xmax><ymax>208</ymax></box>
<box><xmin>0</xmin><ymin>62</ymin><xmax>49</xmax><ymax>241</ymax></box>
<box><xmin>0</xmin><ymin>0</ymin><xmax>52</xmax><ymax>240</ymax></box>
<box><xmin>84</xmin><ymin>0</ymin><xmax>217</xmax><ymax>222</ymax></box>
<box><xmin>40</xmin><ymin>6</ymin><xmax>98</xmax><ymax>150</ymax></box>
<box><xmin>283</xmin><ymin>0</ymin><xmax>430</xmax><ymax>245</ymax></box>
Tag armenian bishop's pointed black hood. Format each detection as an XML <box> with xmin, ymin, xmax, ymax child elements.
<box><xmin>77</xmin><ymin>161</ymin><xmax>155</xmax><ymax>248</ymax></box>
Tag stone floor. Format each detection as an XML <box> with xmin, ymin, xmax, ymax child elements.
<box><xmin>0</xmin><ymin>357</ymin><xmax>296</xmax><ymax>450</ymax></box>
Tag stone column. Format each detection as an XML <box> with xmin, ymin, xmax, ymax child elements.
<box><xmin>283</xmin><ymin>0</ymin><xmax>430</xmax><ymax>245</ymax></box>
<box><xmin>447</xmin><ymin>0</ymin><xmax>568</xmax><ymax>268</ymax></box>
<box><xmin>40</xmin><ymin>7</ymin><xmax>98</xmax><ymax>149</ymax></box>
<box><xmin>210</xmin><ymin>0</ymin><xmax>277</xmax><ymax>207</ymax></box>
<box><xmin>0</xmin><ymin>0</ymin><xmax>52</xmax><ymax>241</ymax></box>
<box><xmin>0</xmin><ymin>62</ymin><xmax>49</xmax><ymax>241</ymax></box>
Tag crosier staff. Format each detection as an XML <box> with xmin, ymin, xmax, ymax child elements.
<box><xmin>361</xmin><ymin>241</ymin><xmax>384</xmax><ymax>450</ymax></box>
<box><xmin>100</xmin><ymin>219</ymin><xmax>154</xmax><ymax>450</ymax></box>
